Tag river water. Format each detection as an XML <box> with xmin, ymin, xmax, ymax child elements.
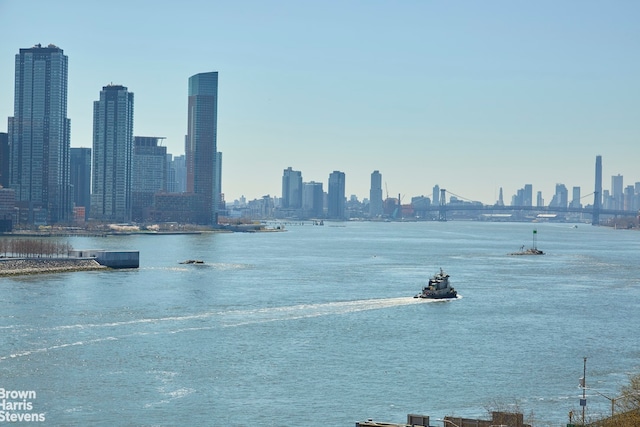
<box><xmin>1</xmin><ymin>221</ymin><xmax>639</xmax><ymax>426</ymax></box>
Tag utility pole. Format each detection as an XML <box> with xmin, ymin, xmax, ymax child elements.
<box><xmin>580</xmin><ymin>357</ymin><xmax>587</xmax><ymax>425</ymax></box>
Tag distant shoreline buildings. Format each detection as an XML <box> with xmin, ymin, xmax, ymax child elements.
<box><xmin>0</xmin><ymin>44</ymin><xmax>639</xmax><ymax>229</ymax></box>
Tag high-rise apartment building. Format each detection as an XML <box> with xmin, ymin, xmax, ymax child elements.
<box><xmin>282</xmin><ymin>167</ymin><xmax>302</xmax><ymax>209</ymax></box>
<box><xmin>549</xmin><ymin>183</ymin><xmax>568</xmax><ymax>208</ymax></box>
<box><xmin>570</xmin><ymin>186</ymin><xmax>582</xmax><ymax>209</ymax></box>
<box><xmin>70</xmin><ymin>148</ymin><xmax>91</xmax><ymax>220</ymax></box>
<box><xmin>302</xmin><ymin>181</ymin><xmax>323</xmax><ymax>218</ymax></box>
<box><xmin>432</xmin><ymin>185</ymin><xmax>440</xmax><ymax>206</ymax></box>
<box><xmin>186</xmin><ymin>72</ymin><xmax>219</xmax><ymax>225</ymax></box>
<box><xmin>132</xmin><ymin>136</ymin><xmax>167</xmax><ymax>222</ymax></box>
<box><xmin>611</xmin><ymin>174</ymin><xmax>623</xmax><ymax>211</ymax></box>
<box><xmin>215</xmin><ymin>151</ymin><xmax>223</xmax><ymax>213</ymax></box>
<box><xmin>523</xmin><ymin>184</ymin><xmax>533</xmax><ymax>207</ymax></box>
<box><xmin>91</xmin><ymin>84</ymin><xmax>134</xmax><ymax>222</ymax></box>
<box><xmin>327</xmin><ymin>171</ymin><xmax>346</xmax><ymax>219</ymax></box>
<box><xmin>168</xmin><ymin>154</ymin><xmax>186</xmax><ymax>193</ymax></box>
<box><xmin>369</xmin><ymin>170</ymin><xmax>383</xmax><ymax>217</ymax></box>
<box><xmin>623</xmin><ymin>185</ymin><xmax>634</xmax><ymax>211</ymax></box>
<box><xmin>166</xmin><ymin>154</ymin><xmax>176</xmax><ymax>193</ymax></box>
<box><xmin>0</xmin><ymin>133</ymin><xmax>8</xmax><ymax>188</ymax></box>
<box><xmin>9</xmin><ymin>44</ymin><xmax>71</xmax><ymax>224</ymax></box>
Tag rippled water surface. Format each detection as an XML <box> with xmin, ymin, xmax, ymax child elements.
<box><xmin>1</xmin><ymin>221</ymin><xmax>639</xmax><ymax>426</ymax></box>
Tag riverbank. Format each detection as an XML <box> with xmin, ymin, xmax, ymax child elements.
<box><xmin>0</xmin><ymin>258</ymin><xmax>107</xmax><ymax>276</ymax></box>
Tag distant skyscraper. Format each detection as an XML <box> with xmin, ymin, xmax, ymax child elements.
<box><xmin>70</xmin><ymin>148</ymin><xmax>91</xmax><ymax>220</ymax></box>
<box><xmin>0</xmin><ymin>133</ymin><xmax>8</xmax><ymax>188</ymax></box>
<box><xmin>166</xmin><ymin>154</ymin><xmax>176</xmax><ymax>193</ymax></box>
<box><xmin>215</xmin><ymin>151</ymin><xmax>223</xmax><ymax>212</ymax></box>
<box><xmin>570</xmin><ymin>186</ymin><xmax>582</xmax><ymax>209</ymax></box>
<box><xmin>594</xmin><ymin>155</ymin><xmax>602</xmax><ymax>209</ymax></box>
<box><xmin>496</xmin><ymin>187</ymin><xmax>504</xmax><ymax>206</ymax></box>
<box><xmin>302</xmin><ymin>181</ymin><xmax>324</xmax><ymax>218</ymax></box>
<box><xmin>186</xmin><ymin>72</ymin><xmax>219</xmax><ymax>225</ymax></box>
<box><xmin>523</xmin><ymin>184</ymin><xmax>533</xmax><ymax>207</ymax></box>
<box><xmin>369</xmin><ymin>170</ymin><xmax>383</xmax><ymax>217</ymax></box>
<box><xmin>282</xmin><ymin>167</ymin><xmax>302</xmax><ymax>209</ymax></box>
<box><xmin>623</xmin><ymin>185</ymin><xmax>634</xmax><ymax>211</ymax></box>
<box><xmin>592</xmin><ymin>155</ymin><xmax>602</xmax><ymax>225</ymax></box>
<box><xmin>511</xmin><ymin>187</ymin><xmax>524</xmax><ymax>206</ymax></box>
<box><xmin>168</xmin><ymin>154</ymin><xmax>186</xmax><ymax>193</ymax></box>
<box><xmin>611</xmin><ymin>174</ymin><xmax>623</xmax><ymax>210</ymax></box>
<box><xmin>549</xmin><ymin>183</ymin><xmax>568</xmax><ymax>208</ymax></box>
<box><xmin>327</xmin><ymin>171</ymin><xmax>346</xmax><ymax>219</ymax></box>
<box><xmin>9</xmin><ymin>44</ymin><xmax>71</xmax><ymax>224</ymax></box>
<box><xmin>91</xmin><ymin>84</ymin><xmax>134</xmax><ymax>222</ymax></box>
<box><xmin>132</xmin><ymin>136</ymin><xmax>167</xmax><ymax>222</ymax></box>
<box><xmin>433</xmin><ymin>185</ymin><xmax>440</xmax><ymax>206</ymax></box>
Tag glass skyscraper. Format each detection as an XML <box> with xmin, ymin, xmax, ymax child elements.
<box><xmin>9</xmin><ymin>44</ymin><xmax>71</xmax><ymax>224</ymax></box>
<box><xmin>282</xmin><ymin>166</ymin><xmax>303</xmax><ymax>209</ymax></box>
<box><xmin>302</xmin><ymin>181</ymin><xmax>324</xmax><ymax>218</ymax></box>
<box><xmin>91</xmin><ymin>84</ymin><xmax>134</xmax><ymax>222</ymax></box>
<box><xmin>186</xmin><ymin>72</ymin><xmax>219</xmax><ymax>225</ymax></box>
<box><xmin>327</xmin><ymin>170</ymin><xmax>346</xmax><ymax>219</ymax></box>
<box><xmin>132</xmin><ymin>136</ymin><xmax>167</xmax><ymax>222</ymax></box>
<box><xmin>369</xmin><ymin>170</ymin><xmax>383</xmax><ymax>217</ymax></box>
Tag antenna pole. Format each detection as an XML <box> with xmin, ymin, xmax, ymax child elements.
<box><xmin>582</xmin><ymin>357</ymin><xmax>587</xmax><ymax>425</ymax></box>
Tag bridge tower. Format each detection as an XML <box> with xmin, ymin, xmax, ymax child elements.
<box><xmin>438</xmin><ymin>189</ymin><xmax>447</xmax><ymax>221</ymax></box>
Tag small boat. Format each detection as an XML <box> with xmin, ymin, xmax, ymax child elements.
<box><xmin>180</xmin><ymin>259</ymin><xmax>205</xmax><ymax>265</ymax></box>
<box><xmin>414</xmin><ymin>268</ymin><xmax>457</xmax><ymax>299</ymax></box>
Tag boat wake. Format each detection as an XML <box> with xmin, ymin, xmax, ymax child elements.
<box><xmin>1</xmin><ymin>297</ymin><xmax>434</xmax><ymax>360</ymax></box>
<box><xmin>221</xmin><ymin>297</ymin><xmax>428</xmax><ymax>327</ymax></box>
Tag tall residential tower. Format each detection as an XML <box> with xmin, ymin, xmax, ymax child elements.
<box><xmin>132</xmin><ymin>136</ymin><xmax>167</xmax><ymax>222</ymax></box>
<box><xmin>327</xmin><ymin>170</ymin><xmax>346</xmax><ymax>220</ymax></box>
<box><xmin>369</xmin><ymin>170</ymin><xmax>383</xmax><ymax>217</ymax></box>
<box><xmin>9</xmin><ymin>44</ymin><xmax>71</xmax><ymax>224</ymax></box>
<box><xmin>186</xmin><ymin>72</ymin><xmax>219</xmax><ymax>225</ymax></box>
<box><xmin>282</xmin><ymin>167</ymin><xmax>303</xmax><ymax>210</ymax></box>
<box><xmin>91</xmin><ymin>84</ymin><xmax>134</xmax><ymax>222</ymax></box>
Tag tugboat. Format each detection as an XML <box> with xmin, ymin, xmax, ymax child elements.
<box><xmin>414</xmin><ymin>268</ymin><xmax>457</xmax><ymax>299</ymax></box>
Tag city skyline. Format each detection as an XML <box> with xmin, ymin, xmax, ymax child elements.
<box><xmin>1</xmin><ymin>1</ymin><xmax>639</xmax><ymax>205</ymax></box>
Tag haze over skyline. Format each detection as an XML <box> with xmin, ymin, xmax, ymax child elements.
<box><xmin>1</xmin><ymin>1</ymin><xmax>638</xmax><ymax>205</ymax></box>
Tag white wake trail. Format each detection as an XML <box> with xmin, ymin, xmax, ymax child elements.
<box><xmin>2</xmin><ymin>297</ymin><xmax>438</xmax><ymax>360</ymax></box>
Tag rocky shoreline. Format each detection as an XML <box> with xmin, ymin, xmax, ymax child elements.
<box><xmin>0</xmin><ymin>258</ymin><xmax>107</xmax><ymax>276</ymax></box>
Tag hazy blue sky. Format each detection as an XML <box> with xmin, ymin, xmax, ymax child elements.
<box><xmin>1</xmin><ymin>1</ymin><xmax>638</xmax><ymax>205</ymax></box>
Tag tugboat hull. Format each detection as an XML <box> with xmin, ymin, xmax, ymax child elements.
<box><xmin>414</xmin><ymin>291</ymin><xmax>457</xmax><ymax>299</ymax></box>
